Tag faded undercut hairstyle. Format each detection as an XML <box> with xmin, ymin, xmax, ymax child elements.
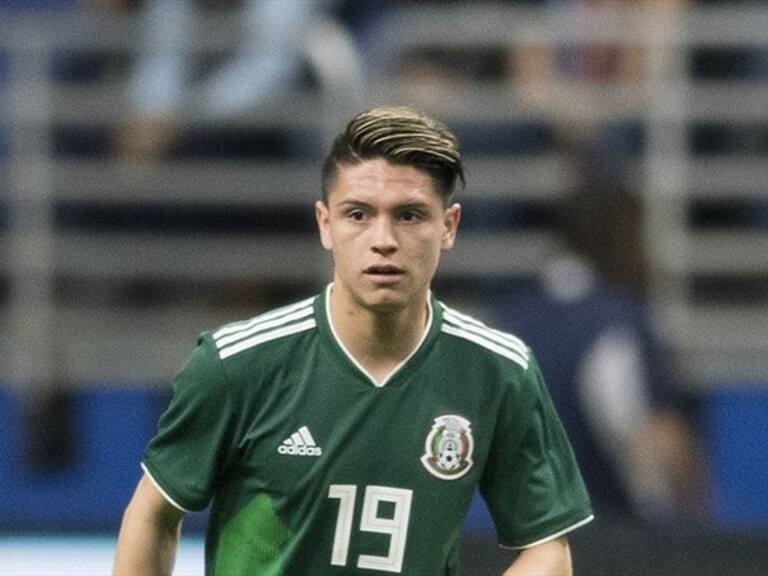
<box><xmin>321</xmin><ymin>106</ymin><xmax>465</xmax><ymax>205</ymax></box>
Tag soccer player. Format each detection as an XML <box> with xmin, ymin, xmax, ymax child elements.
<box><xmin>113</xmin><ymin>106</ymin><xmax>593</xmax><ymax>575</ymax></box>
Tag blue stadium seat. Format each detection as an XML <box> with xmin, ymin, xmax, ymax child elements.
<box><xmin>0</xmin><ymin>386</ymin><xmax>24</xmax><ymax>525</ymax></box>
<box><xmin>0</xmin><ymin>385</ymin><xmax>168</xmax><ymax>531</ymax></box>
<box><xmin>705</xmin><ymin>386</ymin><xmax>768</xmax><ymax>529</ymax></box>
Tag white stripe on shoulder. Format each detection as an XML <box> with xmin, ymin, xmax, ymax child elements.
<box><xmin>441</xmin><ymin>305</ymin><xmax>529</xmax><ymax>360</ymax></box>
<box><xmin>215</xmin><ymin>305</ymin><xmax>314</xmax><ymax>349</ymax></box>
<box><xmin>212</xmin><ymin>296</ymin><xmax>315</xmax><ymax>340</ymax></box>
<box><xmin>218</xmin><ymin>318</ymin><xmax>316</xmax><ymax>360</ymax></box>
<box><xmin>441</xmin><ymin>324</ymin><xmax>529</xmax><ymax>370</ymax></box>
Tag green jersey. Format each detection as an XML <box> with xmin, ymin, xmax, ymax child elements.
<box><xmin>143</xmin><ymin>286</ymin><xmax>592</xmax><ymax>575</ymax></box>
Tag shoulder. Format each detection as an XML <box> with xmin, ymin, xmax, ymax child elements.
<box><xmin>206</xmin><ymin>295</ymin><xmax>319</xmax><ymax>362</ymax></box>
<box><xmin>165</xmin><ymin>296</ymin><xmax>320</xmax><ymax>416</ymax></box>
<box><xmin>437</xmin><ymin>301</ymin><xmax>531</xmax><ymax>373</ymax></box>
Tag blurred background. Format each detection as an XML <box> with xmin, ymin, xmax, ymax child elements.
<box><xmin>1</xmin><ymin>0</ymin><xmax>767</xmax><ymax>574</ymax></box>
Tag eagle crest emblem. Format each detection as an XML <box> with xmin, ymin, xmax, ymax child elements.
<box><xmin>421</xmin><ymin>415</ymin><xmax>474</xmax><ymax>480</ymax></box>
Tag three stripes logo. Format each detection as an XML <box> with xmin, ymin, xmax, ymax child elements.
<box><xmin>278</xmin><ymin>425</ymin><xmax>322</xmax><ymax>457</ymax></box>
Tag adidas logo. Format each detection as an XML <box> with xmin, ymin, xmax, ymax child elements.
<box><xmin>278</xmin><ymin>426</ymin><xmax>322</xmax><ymax>456</ymax></box>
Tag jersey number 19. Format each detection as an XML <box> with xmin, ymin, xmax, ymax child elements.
<box><xmin>328</xmin><ymin>484</ymin><xmax>413</xmax><ymax>573</ymax></box>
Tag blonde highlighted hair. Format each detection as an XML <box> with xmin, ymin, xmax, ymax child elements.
<box><xmin>321</xmin><ymin>106</ymin><xmax>464</xmax><ymax>203</ymax></box>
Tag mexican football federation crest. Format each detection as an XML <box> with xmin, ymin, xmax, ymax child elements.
<box><xmin>421</xmin><ymin>415</ymin><xmax>474</xmax><ymax>480</ymax></box>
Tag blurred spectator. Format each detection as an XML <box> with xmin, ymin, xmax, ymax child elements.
<box><xmin>113</xmin><ymin>0</ymin><xmax>380</xmax><ymax>160</ymax></box>
<box><xmin>507</xmin><ymin>0</ymin><xmax>691</xmax><ymax>175</ymax></box>
<box><xmin>498</xmin><ymin>157</ymin><xmax>707</xmax><ymax>523</ymax></box>
<box><xmin>383</xmin><ymin>0</ymin><xmax>689</xmax><ymax>164</ymax></box>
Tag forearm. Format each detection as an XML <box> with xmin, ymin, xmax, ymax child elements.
<box><xmin>502</xmin><ymin>537</ymin><xmax>572</xmax><ymax>576</ymax></box>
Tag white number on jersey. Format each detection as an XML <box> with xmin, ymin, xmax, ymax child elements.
<box><xmin>328</xmin><ymin>484</ymin><xmax>413</xmax><ymax>573</ymax></box>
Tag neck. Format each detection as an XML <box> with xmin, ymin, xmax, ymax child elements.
<box><xmin>327</xmin><ymin>285</ymin><xmax>430</xmax><ymax>384</ymax></box>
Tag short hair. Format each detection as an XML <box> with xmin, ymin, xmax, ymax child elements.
<box><xmin>321</xmin><ymin>106</ymin><xmax>465</xmax><ymax>204</ymax></box>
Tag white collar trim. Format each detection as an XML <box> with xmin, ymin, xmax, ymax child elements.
<box><xmin>324</xmin><ymin>284</ymin><xmax>433</xmax><ymax>387</ymax></box>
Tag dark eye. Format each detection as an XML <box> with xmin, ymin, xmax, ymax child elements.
<box><xmin>347</xmin><ymin>209</ymin><xmax>366</xmax><ymax>222</ymax></box>
<box><xmin>399</xmin><ymin>210</ymin><xmax>423</xmax><ymax>223</ymax></box>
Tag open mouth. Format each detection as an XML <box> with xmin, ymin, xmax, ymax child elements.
<box><xmin>364</xmin><ymin>264</ymin><xmax>405</xmax><ymax>277</ymax></box>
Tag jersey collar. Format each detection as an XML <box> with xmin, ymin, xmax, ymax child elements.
<box><xmin>318</xmin><ymin>283</ymin><xmax>441</xmax><ymax>388</ymax></box>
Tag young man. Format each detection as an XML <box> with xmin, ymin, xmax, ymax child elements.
<box><xmin>113</xmin><ymin>106</ymin><xmax>593</xmax><ymax>575</ymax></box>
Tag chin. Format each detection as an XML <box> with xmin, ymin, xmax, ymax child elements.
<box><xmin>370</xmin><ymin>286</ymin><xmax>432</xmax><ymax>316</ymax></box>
<box><xmin>364</xmin><ymin>293</ymin><xmax>409</xmax><ymax>313</ymax></box>
<box><xmin>354</xmin><ymin>285</ymin><xmax>412</xmax><ymax>313</ymax></box>
<box><xmin>337</xmin><ymin>278</ymin><xmax>423</xmax><ymax>314</ymax></box>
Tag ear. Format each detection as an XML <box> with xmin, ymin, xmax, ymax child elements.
<box><xmin>441</xmin><ymin>203</ymin><xmax>461</xmax><ymax>251</ymax></box>
<box><xmin>315</xmin><ymin>200</ymin><xmax>333</xmax><ymax>251</ymax></box>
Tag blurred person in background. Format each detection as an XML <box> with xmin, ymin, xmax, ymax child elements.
<box><xmin>499</xmin><ymin>154</ymin><xmax>706</xmax><ymax>523</ymax></box>
<box><xmin>388</xmin><ymin>0</ymin><xmax>690</xmax><ymax>165</ymax></box>
<box><xmin>507</xmin><ymin>0</ymin><xmax>691</xmax><ymax>177</ymax></box>
<box><xmin>112</xmin><ymin>0</ymin><xmax>383</xmax><ymax>160</ymax></box>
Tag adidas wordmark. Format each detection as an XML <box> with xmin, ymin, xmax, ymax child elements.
<box><xmin>278</xmin><ymin>426</ymin><xmax>322</xmax><ymax>457</ymax></box>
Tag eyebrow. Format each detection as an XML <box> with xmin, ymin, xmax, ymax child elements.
<box><xmin>336</xmin><ymin>199</ymin><xmax>370</xmax><ymax>207</ymax></box>
<box><xmin>395</xmin><ymin>202</ymin><xmax>432</xmax><ymax>212</ymax></box>
<box><xmin>335</xmin><ymin>199</ymin><xmax>434</xmax><ymax>211</ymax></box>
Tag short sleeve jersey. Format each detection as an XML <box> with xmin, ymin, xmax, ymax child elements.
<box><xmin>143</xmin><ymin>286</ymin><xmax>593</xmax><ymax>575</ymax></box>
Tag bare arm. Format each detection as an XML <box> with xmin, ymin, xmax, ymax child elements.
<box><xmin>113</xmin><ymin>472</ymin><xmax>185</xmax><ymax>576</ymax></box>
<box><xmin>502</xmin><ymin>537</ymin><xmax>572</xmax><ymax>576</ymax></box>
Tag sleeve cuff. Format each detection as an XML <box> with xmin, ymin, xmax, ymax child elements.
<box><xmin>500</xmin><ymin>513</ymin><xmax>595</xmax><ymax>550</ymax></box>
<box><xmin>141</xmin><ymin>461</ymin><xmax>192</xmax><ymax>513</ymax></box>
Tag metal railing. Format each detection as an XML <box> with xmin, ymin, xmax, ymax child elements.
<box><xmin>1</xmin><ymin>4</ymin><xmax>767</xmax><ymax>387</ymax></box>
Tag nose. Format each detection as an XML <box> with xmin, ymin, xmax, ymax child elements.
<box><xmin>371</xmin><ymin>215</ymin><xmax>397</xmax><ymax>255</ymax></box>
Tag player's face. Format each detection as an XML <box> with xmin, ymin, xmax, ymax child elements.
<box><xmin>316</xmin><ymin>158</ymin><xmax>461</xmax><ymax>314</ymax></box>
